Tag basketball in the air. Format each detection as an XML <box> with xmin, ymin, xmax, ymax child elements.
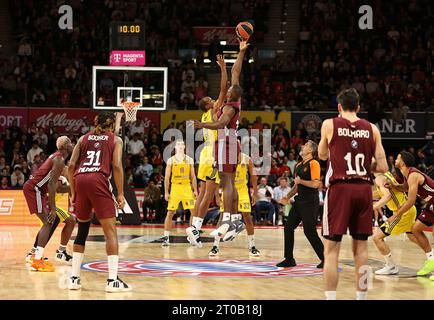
<box><xmin>236</xmin><ymin>21</ymin><xmax>254</xmax><ymax>41</ymax></box>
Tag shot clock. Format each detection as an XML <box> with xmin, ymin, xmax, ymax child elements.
<box><xmin>109</xmin><ymin>21</ymin><xmax>146</xmax><ymax>51</ymax></box>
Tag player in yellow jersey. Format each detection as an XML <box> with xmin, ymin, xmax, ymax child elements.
<box><xmin>372</xmin><ymin>170</ymin><xmax>423</xmax><ymax>275</ymax></box>
<box><xmin>25</xmin><ymin>173</ymin><xmax>76</xmax><ymax>265</ymax></box>
<box><xmin>209</xmin><ymin>152</ymin><xmax>260</xmax><ymax>256</ymax></box>
<box><xmin>162</xmin><ymin>139</ymin><xmax>198</xmax><ymax>246</ymax></box>
<box><xmin>186</xmin><ymin>55</ymin><xmax>228</xmax><ymax>247</ymax></box>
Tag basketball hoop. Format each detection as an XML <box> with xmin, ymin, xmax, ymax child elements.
<box><xmin>121</xmin><ymin>101</ymin><xmax>141</xmax><ymax>122</ymax></box>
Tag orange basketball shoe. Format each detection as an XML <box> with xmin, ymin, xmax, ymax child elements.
<box><xmin>26</xmin><ymin>253</ymin><xmax>53</xmax><ymax>266</ymax></box>
<box><xmin>30</xmin><ymin>259</ymin><xmax>55</xmax><ymax>272</ymax></box>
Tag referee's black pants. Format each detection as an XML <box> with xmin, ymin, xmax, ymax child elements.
<box><xmin>284</xmin><ymin>196</ymin><xmax>324</xmax><ymax>261</ymax></box>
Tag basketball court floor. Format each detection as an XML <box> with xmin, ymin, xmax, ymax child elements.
<box><xmin>0</xmin><ymin>224</ymin><xmax>433</xmax><ymax>300</ymax></box>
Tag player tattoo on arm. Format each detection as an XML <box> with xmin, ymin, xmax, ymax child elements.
<box><xmin>47</xmin><ymin>157</ymin><xmax>65</xmax><ymax>224</ymax></box>
<box><xmin>318</xmin><ymin>119</ymin><xmax>332</xmax><ymax>160</ymax></box>
<box><xmin>68</xmin><ymin>137</ymin><xmax>82</xmax><ymax>204</ymax></box>
<box><xmin>372</xmin><ymin>124</ymin><xmax>388</xmax><ymax>173</ymax></box>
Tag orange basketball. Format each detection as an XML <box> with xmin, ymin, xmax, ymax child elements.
<box><xmin>236</xmin><ymin>21</ymin><xmax>254</xmax><ymax>41</ymax></box>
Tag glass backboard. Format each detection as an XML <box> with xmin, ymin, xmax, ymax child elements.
<box><xmin>92</xmin><ymin>66</ymin><xmax>168</xmax><ymax>110</ymax></box>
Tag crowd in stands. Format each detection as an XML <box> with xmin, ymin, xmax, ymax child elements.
<box><xmin>1</xmin><ymin>0</ymin><xmax>434</xmax><ymax>224</ymax></box>
<box><xmin>1</xmin><ymin>0</ymin><xmax>269</xmax><ymax>109</ymax></box>
<box><xmin>1</xmin><ymin>116</ymin><xmax>433</xmax><ymax>225</ymax></box>
<box><xmin>242</xmin><ymin>0</ymin><xmax>434</xmax><ymax>113</ymax></box>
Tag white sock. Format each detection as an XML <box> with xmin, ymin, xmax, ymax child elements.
<box><xmin>248</xmin><ymin>235</ymin><xmax>255</xmax><ymax>248</ymax></box>
<box><xmin>71</xmin><ymin>252</ymin><xmax>84</xmax><ymax>278</ymax></box>
<box><xmin>383</xmin><ymin>253</ymin><xmax>395</xmax><ymax>267</ymax></box>
<box><xmin>426</xmin><ymin>249</ymin><xmax>434</xmax><ymax>260</ymax></box>
<box><xmin>356</xmin><ymin>291</ymin><xmax>368</xmax><ymax>300</ymax></box>
<box><xmin>325</xmin><ymin>291</ymin><xmax>336</xmax><ymax>300</ymax></box>
<box><xmin>194</xmin><ymin>217</ymin><xmax>204</xmax><ymax>231</ymax></box>
<box><xmin>31</xmin><ymin>247</ymin><xmax>36</xmax><ymax>253</ymax></box>
<box><xmin>108</xmin><ymin>255</ymin><xmax>119</xmax><ymax>280</ymax></box>
<box><xmin>213</xmin><ymin>237</ymin><xmax>221</xmax><ymax>247</ymax></box>
<box><xmin>164</xmin><ymin>230</ymin><xmax>170</xmax><ymax>237</ymax></box>
<box><xmin>34</xmin><ymin>246</ymin><xmax>44</xmax><ymax>260</ymax></box>
<box><xmin>192</xmin><ymin>216</ymin><xmax>198</xmax><ymax>226</ymax></box>
<box><xmin>231</xmin><ymin>214</ymin><xmax>242</xmax><ymax>221</ymax></box>
<box><xmin>58</xmin><ymin>245</ymin><xmax>67</xmax><ymax>252</ymax></box>
<box><xmin>222</xmin><ymin>212</ymin><xmax>231</xmax><ymax>221</ymax></box>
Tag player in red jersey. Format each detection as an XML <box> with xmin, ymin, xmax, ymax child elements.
<box><xmin>318</xmin><ymin>88</ymin><xmax>388</xmax><ymax>300</ymax></box>
<box><xmin>67</xmin><ymin>112</ymin><xmax>131</xmax><ymax>292</ymax></box>
<box><xmin>23</xmin><ymin>136</ymin><xmax>73</xmax><ymax>272</ymax></box>
<box><xmin>391</xmin><ymin>151</ymin><xmax>434</xmax><ymax>278</ymax></box>
<box><xmin>193</xmin><ymin>40</ymin><xmax>249</xmax><ymax>241</ymax></box>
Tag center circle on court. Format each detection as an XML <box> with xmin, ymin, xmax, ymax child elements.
<box><xmin>81</xmin><ymin>259</ymin><xmax>324</xmax><ymax>278</ymax></box>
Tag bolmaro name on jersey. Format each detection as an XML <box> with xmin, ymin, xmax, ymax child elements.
<box><xmin>88</xmin><ymin>135</ymin><xmax>109</xmax><ymax>141</ymax></box>
<box><xmin>337</xmin><ymin>128</ymin><xmax>370</xmax><ymax>138</ymax></box>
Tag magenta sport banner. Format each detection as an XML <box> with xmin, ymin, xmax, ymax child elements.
<box><xmin>110</xmin><ymin>50</ymin><xmax>146</xmax><ymax>66</ymax></box>
<box><xmin>0</xmin><ymin>107</ymin><xmax>28</xmax><ymax>132</ymax></box>
<box><xmin>0</xmin><ymin>107</ymin><xmax>161</xmax><ymax>135</ymax></box>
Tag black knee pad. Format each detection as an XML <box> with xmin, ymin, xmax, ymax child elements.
<box><xmin>323</xmin><ymin>234</ymin><xmax>343</xmax><ymax>242</ymax></box>
<box><xmin>351</xmin><ymin>233</ymin><xmax>369</xmax><ymax>241</ymax></box>
<box><xmin>74</xmin><ymin>220</ymin><xmax>91</xmax><ymax>246</ymax></box>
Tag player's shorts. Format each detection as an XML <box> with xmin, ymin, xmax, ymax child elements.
<box><xmin>38</xmin><ymin>207</ymin><xmax>72</xmax><ymax>227</ymax></box>
<box><xmin>23</xmin><ymin>182</ymin><xmax>48</xmax><ymax>215</ymax></box>
<box><xmin>214</xmin><ymin>137</ymin><xmax>240</xmax><ymax>174</ymax></box>
<box><xmin>322</xmin><ymin>181</ymin><xmax>373</xmax><ymax>240</ymax></box>
<box><xmin>221</xmin><ymin>187</ymin><xmax>251</xmax><ymax>213</ymax></box>
<box><xmin>167</xmin><ymin>184</ymin><xmax>196</xmax><ymax>211</ymax></box>
<box><xmin>380</xmin><ymin>205</ymin><xmax>417</xmax><ymax>236</ymax></box>
<box><xmin>417</xmin><ymin>205</ymin><xmax>434</xmax><ymax>227</ymax></box>
<box><xmin>74</xmin><ymin>173</ymin><xmax>117</xmax><ymax>221</ymax></box>
<box><xmin>197</xmin><ymin>161</ymin><xmax>218</xmax><ymax>182</ymax></box>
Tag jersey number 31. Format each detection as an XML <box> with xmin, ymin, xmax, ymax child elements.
<box><xmin>83</xmin><ymin>150</ymin><xmax>101</xmax><ymax>167</ymax></box>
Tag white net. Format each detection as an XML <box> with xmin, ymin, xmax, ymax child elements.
<box><xmin>122</xmin><ymin>101</ymin><xmax>140</xmax><ymax>122</ymax></box>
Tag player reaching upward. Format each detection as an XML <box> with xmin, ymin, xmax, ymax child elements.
<box><xmin>390</xmin><ymin>151</ymin><xmax>434</xmax><ymax>279</ymax></box>
<box><xmin>162</xmin><ymin>139</ymin><xmax>198</xmax><ymax>246</ymax></box>
<box><xmin>209</xmin><ymin>152</ymin><xmax>260</xmax><ymax>256</ymax></box>
<box><xmin>186</xmin><ymin>54</ymin><xmax>227</xmax><ymax>246</ymax></box>
<box><xmin>23</xmin><ymin>136</ymin><xmax>73</xmax><ymax>272</ymax></box>
<box><xmin>318</xmin><ymin>88</ymin><xmax>388</xmax><ymax>300</ymax></box>
<box><xmin>67</xmin><ymin>112</ymin><xmax>131</xmax><ymax>292</ymax></box>
<box><xmin>193</xmin><ymin>40</ymin><xmax>249</xmax><ymax>241</ymax></box>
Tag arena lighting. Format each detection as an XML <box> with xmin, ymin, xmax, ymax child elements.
<box><xmin>204</xmin><ymin>58</ymin><xmax>211</xmax><ymax>63</ymax></box>
<box><xmin>220</xmin><ymin>40</ymin><xmax>227</xmax><ymax>45</ymax></box>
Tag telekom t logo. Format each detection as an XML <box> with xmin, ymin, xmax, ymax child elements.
<box><xmin>113</xmin><ymin>54</ymin><xmax>121</xmax><ymax>62</ymax></box>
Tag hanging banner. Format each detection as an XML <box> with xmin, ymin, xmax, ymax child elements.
<box><xmin>160</xmin><ymin>111</ymin><xmax>291</xmax><ymax>134</ymax></box>
<box><xmin>192</xmin><ymin>27</ymin><xmax>238</xmax><ymax>45</ymax></box>
<box><xmin>0</xmin><ymin>107</ymin><xmax>28</xmax><ymax>132</ymax></box>
<box><xmin>291</xmin><ymin>112</ymin><xmax>428</xmax><ymax>140</ymax></box>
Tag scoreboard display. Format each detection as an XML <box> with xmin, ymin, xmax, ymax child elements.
<box><xmin>109</xmin><ymin>21</ymin><xmax>146</xmax><ymax>51</ymax></box>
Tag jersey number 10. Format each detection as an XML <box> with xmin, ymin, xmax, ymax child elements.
<box><xmin>344</xmin><ymin>152</ymin><xmax>367</xmax><ymax>176</ymax></box>
<box><xmin>83</xmin><ymin>150</ymin><xmax>101</xmax><ymax>167</ymax></box>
